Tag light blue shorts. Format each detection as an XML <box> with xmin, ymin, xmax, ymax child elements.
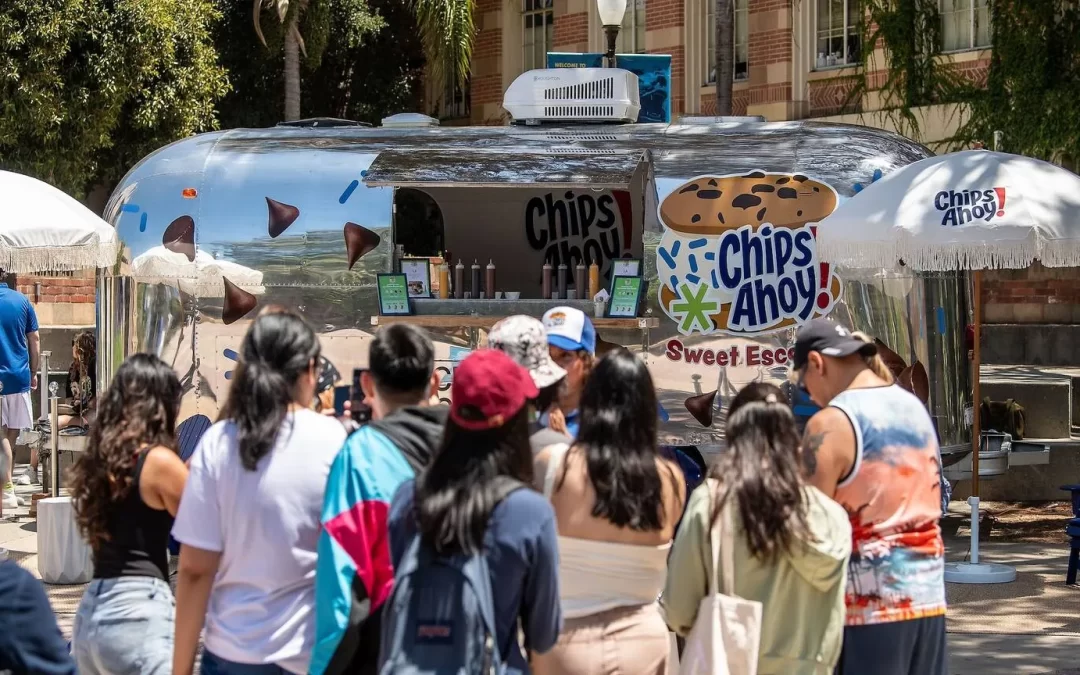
<box><xmin>72</xmin><ymin>575</ymin><xmax>175</xmax><ymax>675</ymax></box>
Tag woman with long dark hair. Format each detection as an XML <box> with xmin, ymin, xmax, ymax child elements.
<box><xmin>171</xmin><ymin>311</ymin><xmax>347</xmax><ymax>675</ymax></box>
<box><xmin>531</xmin><ymin>347</ymin><xmax>685</xmax><ymax>675</ymax></box>
<box><xmin>384</xmin><ymin>349</ymin><xmax>562</xmax><ymax>672</ymax></box>
<box><xmin>70</xmin><ymin>353</ymin><xmax>187</xmax><ymax>675</ymax></box>
<box><xmin>662</xmin><ymin>382</ymin><xmax>852</xmax><ymax>674</ymax></box>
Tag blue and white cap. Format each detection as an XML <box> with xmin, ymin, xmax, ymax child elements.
<box><xmin>542</xmin><ymin>306</ymin><xmax>596</xmax><ymax>355</ymax></box>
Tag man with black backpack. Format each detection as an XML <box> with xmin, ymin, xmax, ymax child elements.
<box><xmin>311</xmin><ymin>325</ymin><xmax>446</xmax><ymax>675</ymax></box>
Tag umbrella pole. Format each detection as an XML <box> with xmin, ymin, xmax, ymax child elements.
<box><xmin>944</xmin><ymin>269</ymin><xmax>1014</xmax><ymax>584</ymax></box>
<box><xmin>972</xmin><ymin>270</ymin><xmax>981</xmax><ymax>498</ymax></box>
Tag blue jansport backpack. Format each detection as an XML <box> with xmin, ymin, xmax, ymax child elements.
<box><xmin>379</xmin><ymin>480</ymin><xmax>523</xmax><ymax>675</ymax></box>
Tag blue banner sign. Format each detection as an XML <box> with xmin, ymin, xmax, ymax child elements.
<box><xmin>546</xmin><ymin>52</ymin><xmax>672</xmax><ymax>124</ymax></box>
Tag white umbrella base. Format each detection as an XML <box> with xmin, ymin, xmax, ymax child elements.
<box><xmin>944</xmin><ymin>561</ymin><xmax>1017</xmax><ymax>584</ymax></box>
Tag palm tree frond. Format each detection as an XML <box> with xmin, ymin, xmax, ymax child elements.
<box><xmin>412</xmin><ymin>0</ymin><xmax>475</xmax><ymax>88</ymax></box>
<box><xmin>254</xmin><ymin>0</ymin><xmax>269</xmax><ymax>47</ymax></box>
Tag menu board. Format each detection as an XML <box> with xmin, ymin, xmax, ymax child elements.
<box><xmin>377</xmin><ymin>274</ymin><xmax>412</xmax><ymax>315</ymax></box>
<box><xmin>607</xmin><ymin>275</ymin><xmax>643</xmax><ymax>318</ymax></box>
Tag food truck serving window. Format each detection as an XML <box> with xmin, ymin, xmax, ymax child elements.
<box><xmin>362</xmin><ymin>149</ymin><xmax>649</xmax><ymax>189</ymax></box>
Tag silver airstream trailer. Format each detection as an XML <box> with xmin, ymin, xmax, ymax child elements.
<box><xmin>98</xmin><ymin>68</ymin><xmax>973</xmax><ymax>464</ymax></box>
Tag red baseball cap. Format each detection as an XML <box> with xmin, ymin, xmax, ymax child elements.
<box><xmin>450</xmin><ymin>349</ymin><xmax>539</xmax><ymax>431</ymax></box>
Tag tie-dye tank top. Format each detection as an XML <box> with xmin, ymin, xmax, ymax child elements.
<box><xmin>830</xmin><ymin>385</ymin><xmax>946</xmax><ymax>625</ymax></box>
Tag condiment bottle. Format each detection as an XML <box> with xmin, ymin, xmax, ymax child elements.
<box><xmin>454</xmin><ymin>260</ymin><xmax>465</xmax><ymax>299</ymax></box>
<box><xmin>486</xmin><ymin>260</ymin><xmax>497</xmax><ymax>299</ymax></box>
<box><xmin>471</xmin><ymin>260</ymin><xmax>482</xmax><ymax>299</ymax></box>
<box><xmin>438</xmin><ymin>263</ymin><xmax>450</xmax><ymax>299</ymax></box>
<box><xmin>574</xmin><ymin>262</ymin><xmax>587</xmax><ymax>300</ymax></box>
<box><xmin>557</xmin><ymin>263</ymin><xmax>568</xmax><ymax>300</ymax></box>
<box><xmin>542</xmin><ymin>261</ymin><xmax>553</xmax><ymax>300</ymax></box>
<box><xmin>588</xmin><ymin>262</ymin><xmax>600</xmax><ymax>299</ymax></box>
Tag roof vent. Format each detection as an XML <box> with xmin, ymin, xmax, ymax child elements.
<box><xmin>678</xmin><ymin>115</ymin><xmax>767</xmax><ymax>124</ymax></box>
<box><xmin>504</xmin><ymin>68</ymin><xmax>640</xmax><ymax>125</ymax></box>
<box><xmin>276</xmin><ymin>117</ymin><xmax>371</xmax><ymax>128</ymax></box>
<box><xmin>381</xmin><ymin>113</ymin><xmax>440</xmax><ymax>128</ymax></box>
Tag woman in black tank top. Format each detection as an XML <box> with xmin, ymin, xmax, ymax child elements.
<box><xmin>69</xmin><ymin>354</ymin><xmax>189</xmax><ymax>675</ymax></box>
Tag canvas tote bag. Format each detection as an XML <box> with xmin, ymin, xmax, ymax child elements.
<box><xmin>678</xmin><ymin>491</ymin><xmax>763</xmax><ymax>675</ymax></box>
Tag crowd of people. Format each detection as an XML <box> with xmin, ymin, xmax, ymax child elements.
<box><xmin>0</xmin><ymin>305</ymin><xmax>948</xmax><ymax>675</ymax></box>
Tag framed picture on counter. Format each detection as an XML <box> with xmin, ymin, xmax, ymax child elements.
<box><xmin>400</xmin><ymin>257</ymin><xmax>432</xmax><ymax>298</ymax></box>
<box><xmin>612</xmin><ymin>258</ymin><xmax>642</xmax><ymax>278</ymax></box>
<box><xmin>377</xmin><ymin>274</ymin><xmax>412</xmax><ymax>315</ymax></box>
<box><xmin>606</xmin><ymin>275</ymin><xmax>644</xmax><ymax>318</ymax></box>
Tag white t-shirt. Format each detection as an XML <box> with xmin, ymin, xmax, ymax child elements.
<box><xmin>172</xmin><ymin>409</ymin><xmax>347</xmax><ymax>674</ymax></box>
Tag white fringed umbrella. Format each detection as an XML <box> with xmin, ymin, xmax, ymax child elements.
<box><xmin>815</xmin><ymin>149</ymin><xmax>1080</xmax><ymax>586</ymax></box>
<box><xmin>816</xmin><ymin>150</ymin><xmax>1080</xmax><ymax>271</ymax></box>
<box><xmin>0</xmin><ymin>171</ymin><xmax>119</xmax><ymax>272</ymax></box>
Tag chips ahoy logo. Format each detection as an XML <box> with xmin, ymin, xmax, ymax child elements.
<box><xmin>935</xmin><ymin>188</ymin><xmax>1006</xmax><ymax>227</ymax></box>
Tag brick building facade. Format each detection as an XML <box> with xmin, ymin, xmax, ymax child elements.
<box><xmin>421</xmin><ymin>0</ymin><xmax>1079</xmax><ymax>330</ymax></box>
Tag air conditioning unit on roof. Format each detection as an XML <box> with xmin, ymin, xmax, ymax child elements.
<box><xmin>503</xmin><ymin>68</ymin><xmax>641</xmax><ymax>125</ymax></box>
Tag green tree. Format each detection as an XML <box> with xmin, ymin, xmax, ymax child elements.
<box><xmin>0</xmin><ymin>0</ymin><xmax>228</xmax><ymax>197</ymax></box>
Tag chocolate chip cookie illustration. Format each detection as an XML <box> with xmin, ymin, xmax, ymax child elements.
<box><xmin>659</xmin><ymin>172</ymin><xmax>838</xmax><ymax>234</ymax></box>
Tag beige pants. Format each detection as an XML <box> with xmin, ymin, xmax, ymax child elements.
<box><xmin>533</xmin><ymin>603</ymin><xmax>670</xmax><ymax>675</ymax></box>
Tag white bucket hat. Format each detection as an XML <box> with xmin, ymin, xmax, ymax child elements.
<box><xmin>488</xmin><ymin>315</ymin><xmax>568</xmax><ymax>389</ymax></box>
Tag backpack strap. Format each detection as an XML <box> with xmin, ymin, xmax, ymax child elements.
<box><xmin>465</xmin><ymin>550</ymin><xmax>503</xmax><ymax>669</ymax></box>
<box><xmin>542</xmin><ymin>443</ymin><xmax>570</xmax><ymax>499</ymax></box>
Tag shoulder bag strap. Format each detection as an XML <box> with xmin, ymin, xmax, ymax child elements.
<box><xmin>720</xmin><ymin>497</ymin><xmax>737</xmax><ymax>597</ymax></box>
<box><xmin>543</xmin><ymin>443</ymin><xmax>570</xmax><ymax>500</ymax></box>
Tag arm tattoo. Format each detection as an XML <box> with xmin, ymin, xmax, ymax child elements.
<box><xmin>802</xmin><ymin>432</ymin><xmax>826</xmax><ymax>476</ymax></box>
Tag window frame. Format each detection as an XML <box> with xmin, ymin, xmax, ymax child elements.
<box><xmin>704</xmin><ymin>0</ymin><xmax>749</xmax><ymax>85</ymax></box>
<box><xmin>522</xmin><ymin>0</ymin><xmax>555</xmax><ymax>73</ymax></box>
<box><xmin>939</xmin><ymin>0</ymin><xmax>991</xmax><ymax>54</ymax></box>
<box><xmin>438</xmin><ymin>73</ymin><xmax>471</xmax><ymax>121</ymax></box>
<box><xmin>813</xmin><ymin>0</ymin><xmax>862</xmax><ymax>71</ymax></box>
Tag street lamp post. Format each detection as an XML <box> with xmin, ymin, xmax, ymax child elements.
<box><xmin>596</xmin><ymin>0</ymin><xmax>627</xmax><ymax>68</ymax></box>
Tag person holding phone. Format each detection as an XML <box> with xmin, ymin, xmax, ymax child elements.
<box><xmin>311</xmin><ymin>324</ymin><xmax>445</xmax><ymax>675</ymax></box>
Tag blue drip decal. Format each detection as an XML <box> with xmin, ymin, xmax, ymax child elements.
<box><xmin>936</xmin><ymin>306</ymin><xmax>946</xmax><ymax>334</ymax></box>
<box><xmin>223</xmin><ymin>348</ymin><xmax>239</xmax><ymax>380</ymax></box>
<box><xmin>710</xmin><ymin>270</ymin><xmax>720</xmax><ymax>289</ymax></box>
<box><xmin>138</xmin><ymin>212</ymin><xmax>148</xmax><ymax>232</ymax></box>
<box><xmin>120</xmin><ymin>204</ymin><xmax>140</xmax><ymax>213</ymax></box>
<box><xmin>688</xmin><ymin>254</ymin><xmax>698</xmax><ymax>273</ymax></box>
<box><xmin>688</xmin><ymin>238</ymin><xmax>708</xmax><ymax>249</ymax></box>
<box><xmin>339</xmin><ymin>179</ymin><xmax>360</xmax><ymax>204</ymax></box>
<box><xmin>670</xmin><ymin>240</ymin><xmax>681</xmax><ymax>257</ymax></box>
<box><xmin>669</xmin><ymin>275</ymin><xmax>680</xmax><ymax>294</ymax></box>
<box><xmin>657</xmin><ymin>402</ymin><xmax>670</xmax><ymax>422</ymax></box>
<box><xmin>686</xmin><ymin>273</ymin><xmax>701</xmax><ymax>284</ymax></box>
<box><xmin>658</xmin><ymin>247</ymin><xmax>676</xmax><ymax>268</ymax></box>
<box><xmin>703</xmin><ymin>252</ymin><xmax>715</xmax><ymax>261</ymax></box>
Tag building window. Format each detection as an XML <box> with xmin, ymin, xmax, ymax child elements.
<box><xmin>523</xmin><ymin>0</ymin><xmax>554</xmax><ymax>72</ymax></box>
<box><xmin>705</xmin><ymin>0</ymin><xmax>749</xmax><ymax>84</ymax></box>
<box><xmin>611</xmin><ymin>0</ymin><xmax>646</xmax><ymax>54</ymax></box>
<box><xmin>439</xmin><ymin>74</ymin><xmax>471</xmax><ymax>120</ymax></box>
<box><xmin>940</xmin><ymin>0</ymin><xmax>990</xmax><ymax>52</ymax></box>
<box><xmin>815</xmin><ymin>0</ymin><xmax>861</xmax><ymax>69</ymax></box>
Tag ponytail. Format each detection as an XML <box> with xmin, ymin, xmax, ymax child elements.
<box><xmin>219</xmin><ymin>311</ymin><xmax>320</xmax><ymax>471</ymax></box>
<box><xmin>851</xmin><ymin>331</ymin><xmax>895</xmax><ymax>384</ymax></box>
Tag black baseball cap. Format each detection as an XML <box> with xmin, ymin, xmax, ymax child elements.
<box><xmin>792</xmin><ymin>318</ymin><xmax>877</xmax><ymax>370</ymax></box>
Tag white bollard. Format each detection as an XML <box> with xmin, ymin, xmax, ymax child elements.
<box><xmin>969</xmin><ymin>495</ymin><xmax>980</xmax><ymax>564</ymax></box>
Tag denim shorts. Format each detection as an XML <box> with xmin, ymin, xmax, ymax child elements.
<box><xmin>72</xmin><ymin>575</ymin><xmax>175</xmax><ymax>675</ymax></box>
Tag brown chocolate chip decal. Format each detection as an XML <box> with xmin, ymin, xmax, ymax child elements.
<box><xmin>775</xmin><ymin>177</ymin><xmax>791</xmax><ymax>185</ymax></box>
<box><xmin>679</xmin><ymin>184</ymin><xmax>699</xmax><ymax>194</ymax></box>
<box><xmin>707</xmin><ymin>179</ymin><xmax>718</xmax><ymax>187</ymax></box>
<box><xmin>777</xmin><ymin>187</ymin><xmax>798</xmax><ymax>199</ymax></box>
<box><xmin>222</xmin><ymin>277</ymin><xmax>257</xmax><ymax>325</ymax></box>
<box><xmin>756</xmin><ymin>207</ymin><xmax>767</xmax><ymax>222</ymax></box>
<box><xmin>717</xmin><ymin>212</ymin><xmax>726</xmax><ymax>224</ymax></box>
<box><xmin>685</xmin><ymin>390</ymin><xmax>717</xmax><ymax>427</ymax></box>
<box><xmin>743</xmin><ymin>171</ymin><xmax>766</xmax><ymax>179</ymax></box>
<box><xmin>266</xmin><ymin>198</ymin><xmax>300</xmax><ymax>238</ymax></box>
<box><xmin>163</xmin><ymin>216</ymin><xmax>196</xmax><ymax>262</ymax></box>
<box><xmin>752</xmin><ymin>184</ymin><xmax>775</xmax><ymax>193</ymax></box>
<box><xmin>732</xmin><ymin>194</ymin><xmax>762</xmax><ymax>210</ymax></box>
<box><xmin>691</xmin><ymin>214</ymin><xmax>702</xmax><ymax>223</ymax></box>
<box><xmin>696</xmin><ymin>190</ymin><xmax>722</xmax><ymax>199</ymax></box>
<box><xmin>793</xmin><ymin>175</ymin><xmax>809</xmax><ymax>182</ymax></box>
<box><xmin>344</xmin><ymin>222</ymin><xmax>382</xmax><ymax>270</ymax></box>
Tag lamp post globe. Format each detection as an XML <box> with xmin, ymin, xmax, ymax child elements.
<box><xmin>596</xmin><ymin>0</ymin><xmax>627</xmax><ymax>67</ymax></box>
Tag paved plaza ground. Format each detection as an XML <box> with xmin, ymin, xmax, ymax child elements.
<box><xmin>3</xmin><ymin>468</ymin><xmax>1079</xmax><ymax>674</ymax></box>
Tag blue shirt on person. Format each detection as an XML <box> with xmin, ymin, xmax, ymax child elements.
<box><xmin>0</xmin><ymin>283</ymin><xmax>38</xmax><ymax>394</ymax></box>
<box><xmin>387</xmin><ymin>479</ymin><xmax>562</xmax><ymax>674</ymax></box>
<box><xmin>537</xmin><ymin>409</ymin><xmax>579</xmax><ymax>439</ymax></box>
<box><xmin>0</xmin><ymin>560</ymin><xmax>76</xmax><ymax>675</ymax></box>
